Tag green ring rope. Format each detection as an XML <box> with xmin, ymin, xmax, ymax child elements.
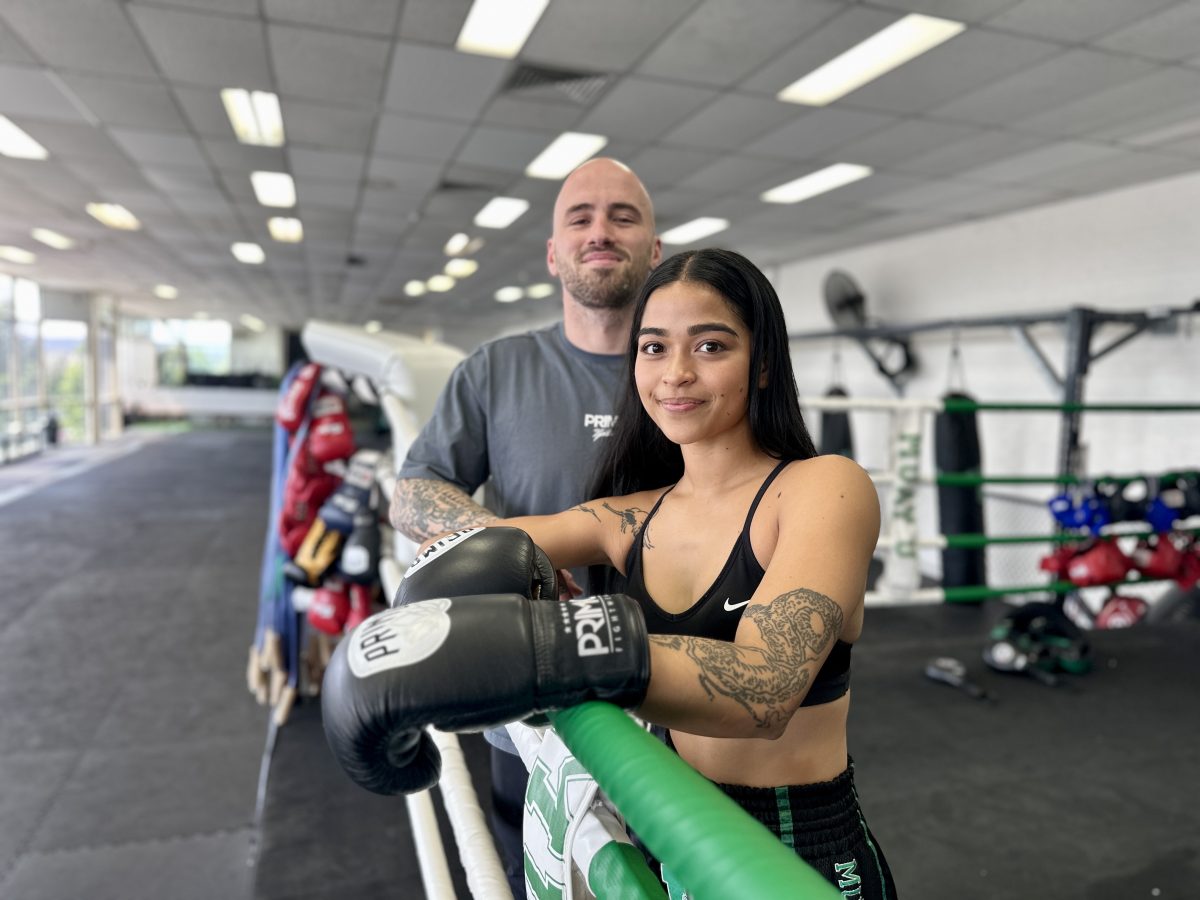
<box><xmin>549</xmin><ymin>703</ymin><xmax>841</xmax><ymax>900</ymax></box>
<box><xmin>941</xmin><ymin>398</ymin><xmax>1200</xmax><ymax>414</ymax></box>
<box><xmin>936</xmin><ymin>471</ymin><xmax>1198</xmax><ymax>487</ymax></box>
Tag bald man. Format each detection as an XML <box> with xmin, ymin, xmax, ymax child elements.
<box><xmin>390</xmin><ymin>158</ymin><xmax>661</xmax><ymax>896</ymax></box>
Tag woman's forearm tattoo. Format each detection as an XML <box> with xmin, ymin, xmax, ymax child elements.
<box><xmin>571</xmin><ymin>503</ymin><xmax>602</xmax><ymax>523</ymax></box>
<box><xmin>651</xmin><ymin>588</ymin><xmax>843</xmax><ymax>730</ymax></box>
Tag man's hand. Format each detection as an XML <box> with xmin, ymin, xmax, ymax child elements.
<box><xmin>557</xmin><ymin>569</ymin><xmax>583</xmax><ymax>600</ymax></box>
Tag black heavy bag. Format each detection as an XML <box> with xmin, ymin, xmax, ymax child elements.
<box><xmin>819</xmin><ymin>386</ymin><xmax>855</xmax><ymax>459</ymax></box>
<box><xmin>936</xmin><ymin>390</ymin><xmax>986</xmax><ymax>591</ymax></box>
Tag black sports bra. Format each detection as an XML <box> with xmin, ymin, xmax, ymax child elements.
<box><xmin>623</xmin><ymin>460</ymin><xmax>851</xmax><ymax>707</ymax></box>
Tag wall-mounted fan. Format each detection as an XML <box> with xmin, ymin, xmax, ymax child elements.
<box><xmin>823</xmin><ymin>270</ymin><xmax>918</xmax><ymax>390</ymax></box>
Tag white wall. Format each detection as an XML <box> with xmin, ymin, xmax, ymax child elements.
<box><xmin>775</xmin><ymin>168</ymin><xmax>1200</xmax><ymax>585</ymax></box>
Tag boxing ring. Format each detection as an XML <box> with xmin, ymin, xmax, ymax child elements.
<box><xmin>800</xmin><ymin>393</ymin><xmax>1200</xmax><ymax>610</ymax></box>
<box><xmin>299</xmin><ymin>321</ymin><xmax>841</xmax><ymax>900</ymax></box>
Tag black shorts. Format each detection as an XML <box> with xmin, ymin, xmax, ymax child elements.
<box><xmin>645</xmin><ymin>734</ymin><xmax>896</xmax><ymax>899</ymax></box>
<box><xmin>693</xmin><ymin>764</ymin><xmax>897</xmax><ymax>899</ymax></box>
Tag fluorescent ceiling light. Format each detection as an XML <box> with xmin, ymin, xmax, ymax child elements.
<box><xmin>251</xmin><ymin>171</ymin><xmax>296</xmax><ymax>208</ymax></box>
<box><xmin>31</xmin><ymin>228</ymin><xmax>74</xmax><ymax>250</ymax></box>
<box><xmin>239</xmin><ymin>313</ymin><xmax>266</xmax><ymax>332</ymax></box>
<box><xmin>456</xmin><ymin>0</ymin><xmax>549</xmax><ymax>59</ymax></box>
<box><xmin>426</xmin><ymin>274</ymin><xmax>456</xmax><ymax>292</ymax></box>
<box><xmin>494</xmin><ymin>286</ymin><xmax>523</xmax><ymax>303</ymax></box>
<box><xmin>268</xmin><ymin>216</ymin><xmax>303</xmax><ymax>243</ymax></box>
<box><xmin>443</xmin><ymin>232</ymin><xmax>470</xmax><ymax>255</ymax></box>
<box><xmin>526</xmin><ymin>132</ymin><xmax>608</xmax><ymax>179</ymax></box>
<box><xmin>364</xmin><ymin>320</ymin><xmax>382</xmax><ymax>334</ymax></box>
<box><xmin>474</xmin><ymin>197</ymin><xmax>529</xmax><ymax>229</ymax></box>
<box><xmin>525</xmin><ymin>282</ymin><xmax>555</xmax><ymax>299</ymax></box>
<box><xmin>0</xmin><ymin>116</ymin><xmax>48</xmax><ymax>160</ymax></box>
<box><xmin>444</xmin><ymin>258</ymin><xmax>479</xmax><ymax>278</ymax></box>
<box><xmin>0</xmin><ymin>246</ymin><xmax>36</xmax><ymax>264</ymax></box>
<box><xmin>232</xmin><ymin>242</ymin><xmax>265</xmax><ymax>264</ymax></box>
<box><xmin>154</xmin><ymin>284</ymin><xmax>179</xmax><ymax>300</ymax></box>
<box><xmin>761</xmin><ymin>163</ymin><xmax>873</xmax><ymax>204</ymax></box>
<box><xmin>660</xmin><ymin>217</ymin><xmax>730</xmax><ymax>246</ymax></box>
<box><xmin>194</xmin><ymin>310</ymin><xmax>210</xmax><ymax>320</ymax></box>
<box><xmin>778</xmin><ymin>13</ymin><xmax>965</xmax><ymax>106</ymax></box>
<box><xmin>86</xmin><ymin>203</ymin><xmax>141</xmax><ymax>230</ymax></box>
<box><xmin>403</xmin><ymin>280</ymin><xmax>427</xmax><ymax>297</ymax></box>
<box><xmin>220</xmin><ymin>88</ymin><xmax>285</xmax><ymax>147</ymax></box>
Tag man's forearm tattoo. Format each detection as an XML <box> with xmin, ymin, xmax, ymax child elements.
<box><xmin>651</xmin><ymin>588</ymin><xmax>843</xmax><ymax>730</ymax></box>
<box><xmin>392</xmin><ymin>479</ymin><xmax>496</xmax><ymax>541</ymax></box>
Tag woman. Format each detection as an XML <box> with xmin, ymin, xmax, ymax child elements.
<box><xmin>493</xmin><ymin>248</ymin><xmax>895</xmax><ymax>896</ymax></box>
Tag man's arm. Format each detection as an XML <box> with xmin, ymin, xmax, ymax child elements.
<box><xmin>390</xmin><ymin>477</ymin><xmax>500</xmax><ymax>544</ymax></box>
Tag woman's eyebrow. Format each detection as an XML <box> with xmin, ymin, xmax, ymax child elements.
<box><xmin>687</xmin><ymin>322</ymin><xmax>738</xmax><ymax>336</ymax></box>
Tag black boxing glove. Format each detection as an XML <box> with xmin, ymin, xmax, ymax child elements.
<box><xmin>394</xmin><ymin>526</ymin><xmax>557</xmax><ymax>607</ymax></box>
<box><xmin>320</xmin><ymin>592</ymin><xmax>650</xmax><ymax>795</ymax></box>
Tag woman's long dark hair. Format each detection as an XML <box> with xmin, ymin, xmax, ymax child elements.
<box><xmin>589</xmin><ymin>248</ymin><xmax>817</xmax><ymax>499</ymax></box>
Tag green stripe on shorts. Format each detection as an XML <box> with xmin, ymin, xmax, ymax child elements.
<box><xmin>775</xmin><ymin>786</ymin><xmax>796</xmax><ymax>851</ymax></box>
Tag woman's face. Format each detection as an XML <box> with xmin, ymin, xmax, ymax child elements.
<box><xmin>634</xmin><ymin>279</ymin><xmax>756</xmax><ymax>448</ymax></box>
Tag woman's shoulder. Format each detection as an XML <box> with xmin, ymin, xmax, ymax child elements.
<box><xmin>779</xmin><ymin>453</ymin><xmax>873</xmax><ymax>487</ymax></box>
<box><xmin>775</xmin><ymin>455</ymin><xmax>879</xmax><ymax>518</ymax></box>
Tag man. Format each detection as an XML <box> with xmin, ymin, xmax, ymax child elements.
<box><xmin>390</xmin><ymin>157</ymin><xmax>661</xmax><ymax>895</ymax></box>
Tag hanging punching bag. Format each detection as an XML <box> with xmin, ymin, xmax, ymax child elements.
<box><xmin>936</xmin><ymin>391</ymin><xmax>986</xmax><ymax>592</ymax></box>
<box><xmin>819</xmin><ymin>386</ymin><xmax>855</xmax><ymax>458</ymax></box>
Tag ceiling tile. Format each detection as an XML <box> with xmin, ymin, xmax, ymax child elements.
<box><xmin>143</xmin><ymin>166</ymin><xmax>221</xmax><ymax>194</ymax></box>
<box><xmin>523</xmin><ymin>0</ymin><xmax>697</xmax><ymax>72</ymax></box>
<box><xmin>637</xmin><ymin>0</ymin><xmax>843</xmax><ymax>87</ymax></box>
<box><xmin>1096</xmin><ymin>2</ymin><xmax>1200</xmax><ymax>62</ymax></box>
<box><xmin>675</xmin><ymin>155</ymin><xmax>795</xmax><ymax>195</ymax></box>
<box><xmin>60</xmin><ymin>76</ymin><xmax>189</xmax><ymax>132</ymax></box>
<box><xmin>128</xmin><ymin>4</ymin><xmax>272</xmax><ymax>89</ymax></box>
<box><xmin>263</xmin><ymin>0</ymin><xmax>402</xmax><ymax>36</ymax></box>
<box><xmin>202</xmin><ymin>139</ymin><xmax>286</xmax><ymax>174</ymax></box>
<box><xmin>289</xmin><ymin>147</ymin><xmax>366</xmax><ymax>182</ymax></box>
<box><xmin>658</xmin><ymin>94</ymin><xmax>801</xmax><ymax>152</ymax></box>
<box><xmin>269</xmin><ymin>24</ymin><xmax>391</xmax><ymax>107</ymax></box>
<box><xmin>172</xmin><ymin>86</ymin><xmax>236</xmax><ymax>139</ymax></box>
<box><xmin>0</xmin><ymin>63</ymin><xmax>91</xmax><ymax>122</ymax></box>
<box><xmin>373</xmin><ymin>113</ymin><xmax>471</xmax><ymax>163</ymax></box>
<box><xmin>0</xmin><ymin>0</ymin><xmax>158</xmax><ymax>78</ymax></box>
<box><xmin>0</xmin><ymin>17</ymin><xmax>36</xmax><ymax>65</ymax></box>
<box><xmin>453</xmin><ymin>124</ymin><xmax>555</xmax><ymax>174</ymax></box>
<box><xmin>396</xmin><ymin>0</ymin><xmax>471</xmax><ymax>46</ymax></box>
<box><xmin>957</xmin><ymin>140</ymin><xmax>1122</xmax><ymax>185</ymax></box>
<box><xmin>480</xmin><ymin>95</ymin><xmax>583</xmax><ymax>133</ymax></box>
<box><xmin>626</xmin><ymin>145</ymin><xmax>723</xmax><ymax>191</ymax></box>
<box><xmin>296</xmin><ymin>179</ymin><xmax>360</xmax><ymax>211</ymax></box>
<box><xmin>931</xmin><ymin>47</ymin><xmax>1160</xmax><ymax>126</ymax></box>
<box><xmin>365</xmin><ymin>156</ymin><xmax>444</xmax><ymax>193</ymax></box>
<box><xmin>63</xmin><ymin>156</ymin><xmax>152</xmax><ymax>192</ymax></box>
<box><xmin>986</xmin><ymin>0</ymin><xmax>1179</xmax><ymax>43</ymax></box>
<box><xmin>1013</xmin><ymin>68</ymin><xmax>1200</xmax><ymax>140</ymax></box>
<box><xmin>739</xmin><ymin>4</ymin><xmax>903</xmax><ymax>97</ymax></box>
<box><xmin>1020</xmin><ymin>150</ymin><xmax>1200</xmax><ymax>195</ymax></box>
<box><xmin>110</xmin><ymin>127</ymin><xmax>208</xmax><ymax>168</ymax></box>
<box><xmin>845</xmin><ymin>29</ymin><xmax>1062</xmax><ymax>115</ymax></box>
<box><xmin>383</xmin><ymin>42</ymin><xmax>509</xmax><ymax>120</ymax></box>
<box><xmin>891</xmin><ymin>128</ymin><xmax>1045</xmax><ymax>177</ymax></box>
<box><xmin>577</xmin><ymin>76</ymin><xmax>719</xmax><ymax>142</ymax></box>
<box><xmin>280</xmin><ymin>100</ymin><xmax>376</xmax><ymax>154</ymax></box>
<box><xmin>143</xmin><ymin>0</ymin><xmax>258</xmax><ymax>13</ymax></box>
<box><xmin>18</xmin><ymin>121</ymin><xmax>127</xmax><ymax>161</ymax></box>
<box><xmin>745</xmin><ymin>107</ymin><xmax>897</xmax><ymax>162</ymax></box>
<box><xmin>830</xmin><ymin>118</ymin><xmax>986</xmax><ymax>170</ymax></box>
<box><xmin>870</xmin><ymin>0</ymin><xmax>1022</xmax><ymax>22</ymax></box>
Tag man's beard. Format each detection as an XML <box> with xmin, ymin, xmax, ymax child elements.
<box><xmin>557</xmin><ymin>250</ymin><xmax>652</xmax><ymax>310</ymax></box>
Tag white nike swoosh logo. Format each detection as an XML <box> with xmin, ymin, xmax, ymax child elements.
<box><xmin>723</xmin><ymin>598</ymin><xmax>749</xmax><ymax>612</ymax></box>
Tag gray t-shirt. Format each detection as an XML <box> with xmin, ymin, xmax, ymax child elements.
<box><xmin>398</xmin><ymin>322</ymin><xmax>625</xmax><ymax>752</ymax></box>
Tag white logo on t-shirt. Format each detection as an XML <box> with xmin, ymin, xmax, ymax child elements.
<box><xmin>583</xmin><ymin>413</ymin><xmax>616</xmax><ymax>441</ymax></box>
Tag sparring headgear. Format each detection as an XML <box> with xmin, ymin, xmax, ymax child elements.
<box><xmin>983</xmin><ymin>601</ymin><xmax>1091</xmax><ymax>685</ymax></box>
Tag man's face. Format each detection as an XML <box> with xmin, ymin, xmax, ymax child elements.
<box><xmin>546</xmin><ymin>161</ymin><xmax>662</xmax><ymax>311</ymax></box>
